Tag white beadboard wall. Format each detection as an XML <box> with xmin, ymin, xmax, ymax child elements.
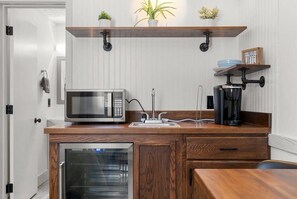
<box><xmin>238</xmin><ymin>0</ymin><xmax>278</xmax><ymax>114</ymax></box>
<box><xmin>67</xmin><ymin>0</ymin><xmax>241</xmax><ymax>110</ymax></box>
<box><xmin>238</xmin><ymin>0</ymin><xmax>297</xmax><ymax>161</ymax></box>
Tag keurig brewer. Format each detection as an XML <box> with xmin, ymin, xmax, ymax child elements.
<box><xmin>214</xmin><ymin>85</ymin><xmax>242</xmax><ymax>126</ymax></box>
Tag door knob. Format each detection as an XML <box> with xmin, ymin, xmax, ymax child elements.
<box><xmin>34</xmin><ymin>118</ymin><xmax>41</xmax><ymax>123</ymax></box>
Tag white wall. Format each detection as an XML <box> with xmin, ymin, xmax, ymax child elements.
<box><xmin>238</xmin><ymin>0</ymin><xmax>297</xmax><ymax>161</ymax></box>
<box><xmin>272</xmin><ymin>0</ymin><xmax>297</xmax><ymax>160</ymax></box>
<box><xmin>67</xmin><ymin>0</ymin><xmax>241</xmax><ymax>111</ymax></box>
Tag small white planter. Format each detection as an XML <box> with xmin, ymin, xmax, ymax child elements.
<box><xmin>148</xmin><ymin>19</ymin><xmax>158</xmax><ymax>27</ymax></box>
<box><xmin>202</xmin><ymin>19</ymin><xmax>217</xmax><ymax>26</ymax></box>
<box><xmin>99</xmin><ymin>19</ymin><xmax>111</xmax><ymax>27</ymax></box>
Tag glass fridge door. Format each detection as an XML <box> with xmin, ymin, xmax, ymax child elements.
<box><xmin>59</xmin><ymin>143</ymin><xmax>133</xmax><ymax>199</ymax></box>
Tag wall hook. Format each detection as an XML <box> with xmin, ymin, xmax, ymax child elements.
<box><xmin>100</xmin><ymin>31</ymin><xmax>112</xmax><ymax>51</ymax></box>
<box><xmin>200</xmin><ymin>31</ymin><xmax>211</xmax><ymax>52</ymax></box>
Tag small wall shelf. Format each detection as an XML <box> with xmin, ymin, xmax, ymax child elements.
<box><xmin>66</xmin><ymin>26</ymin><xmax>247</xmax><ymax>52</ymax></box>
<box><xmin>214</xmin><ymin>64</ymin><xmax>271</xmax><ymax>90</ymax></box>
<box><xmin>214</xmin><ymin>64</ymin><xmax>270</xmax><ymax>76</ymax></box>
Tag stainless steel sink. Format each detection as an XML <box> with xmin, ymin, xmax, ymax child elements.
<box><xmin>129</xmin><ymin>122</ymin><xmax>180</xmax><ymax>128</ymax></box>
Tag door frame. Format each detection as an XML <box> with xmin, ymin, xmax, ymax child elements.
<box><xmin>0</xmin><ymin>1</ymin><xmax>65</xmax><ymax>198</ymax></box>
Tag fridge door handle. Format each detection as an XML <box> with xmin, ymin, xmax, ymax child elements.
<box><xmin>59</xmin><ymin>162</ymin><xmax>65</xmax><ymax>199</ymax></box>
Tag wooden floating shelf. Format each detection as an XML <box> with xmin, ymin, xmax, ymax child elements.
<box><xmin>214</xmin><ymin>64</ymin><xmax>271</xmax><ymax>77</ymax></box>
<box><xmin>66</xmin><ymin>26</ymin><xmax>247</xmax><ymax>38</ymax></box>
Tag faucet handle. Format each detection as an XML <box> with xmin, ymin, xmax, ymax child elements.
<box><xmin>158</xmin><ymin>112</ymin><xmax>167</xmax><ymax>120</ymax></box>
<box><xmin>141</xmin><ymin>112</ymin><xmax>150</xmax><ymax>121</ymax></box>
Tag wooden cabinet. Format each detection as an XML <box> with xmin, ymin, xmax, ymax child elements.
<box><xmin>186</xmin><ymin>137</ymin><xmax>269</xmax><ymax>160</ymax></box>
<box><xmin>185</xmin><ymin>136</ymin><xmax>269</xmax><ymax>199</ymax></box>
<box><xmin>134</xmin><ymin>136</ymin><xmax>182</xmax><ymax>199</ymax></box>
<box><xmin>48</xmin><ymin>133</ymin><xmax>269</xmax><ymax>199</ymax></box>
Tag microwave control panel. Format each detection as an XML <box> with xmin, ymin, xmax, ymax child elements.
<box><xmin>113</xmin><ymin>92</ymin><xmax>124</xmax><ymax>117</ymax></box>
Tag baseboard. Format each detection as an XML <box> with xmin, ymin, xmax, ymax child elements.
<box><xmin>38</xmin><ymin>170</ymin><xmax>49</xmax><ymax>186</ymax></box>
<box><xmin>269</xmin><ymin>134</ymin><xmax>297</xmax><ymax>155</ymax></box>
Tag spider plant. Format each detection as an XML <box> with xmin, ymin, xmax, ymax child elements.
<box><xmin>134</xmin><ymin>0</ymin><xmax>176</xmax><ymax>26</ymax></box>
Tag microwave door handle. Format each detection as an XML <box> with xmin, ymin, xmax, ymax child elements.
<box><xmin>107</xmin><ymin>93</ymin><xmax>112</xmax><ymax>117</ymax></box>
<box><xmin>59</xmin><ymin>161</ymin><xmax>65</xmax><ymax>199</ymax></box>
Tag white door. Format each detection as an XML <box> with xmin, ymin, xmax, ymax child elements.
<box><xmin>8</xmin><ymin>9</ymin><xmax>38</xmax><ymax>199</ymax></box>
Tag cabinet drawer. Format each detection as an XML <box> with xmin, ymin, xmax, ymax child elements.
<box><xmin>186</xmin><ymin>137</ymin><xmax>268</xmax><ymax>160</ymax></box>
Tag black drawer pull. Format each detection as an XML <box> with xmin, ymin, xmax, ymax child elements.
<box><xmin>219</xmin><ymin>148</ymin><xmax>238</xmax><ymax>151</ymax></box>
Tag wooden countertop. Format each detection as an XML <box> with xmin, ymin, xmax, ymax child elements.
<box><xmin>44</xmin><ymin>122</ymin><xmax>270</xmax><ymax>135</ymax></box>
<box><xmin>194</xmin><ymin>169</ymin><xmax>297</xmax><ymax>199</ymax></box>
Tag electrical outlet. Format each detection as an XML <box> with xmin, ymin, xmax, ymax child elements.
<box><xmin>207</xmin><ymin>96</ymin><xmax>214</xmax><ymax>109</ymax></box>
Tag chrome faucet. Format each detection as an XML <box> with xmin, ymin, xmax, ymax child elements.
<box><xmin>141</xmin><ymin>88</ymin><xmax>167</xmax><ymax>123</ymax></box>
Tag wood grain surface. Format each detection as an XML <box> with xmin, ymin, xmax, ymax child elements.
<box><xmin>186</xmin><ymin>137</ymin><xmax>268</xmax><ymax>160</ymax></box>
<box><xmin>194</xmin><ymin>169</ymin><xmax>297</xmax><ymax>199</ymax></box>
<box><xmin>214</xmin><ymin>64</ymin><xmax>270</xmax><ymax>76</ymax></box>
<box><xmin>139</xmin><ymin>145</ymin><xmax>171</xmax><ymax>199</ymax></box>
<box><xmin>49</xmin><ymin>143</ymin><xmax>59</xmax><ymax>199</ymax></box>
<box><xmin>186</xmin><ymin>161</ymin><xmax>260</xmax><ymax>199</ymax></box>
<box><xmin>66</xmin><ymin>26</ymin><xmax>247</xmax><ymax>38</ymax></box>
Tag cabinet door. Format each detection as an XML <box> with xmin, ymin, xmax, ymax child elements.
<box><xmin>186</xmin><ymin>161</ymin><xmax>260</xmax><ymax>199</ymax></box>
<box><xmin>135</xmin><ymin>141</ymin><xmax>177</xmax><ymax>199</ymax></box>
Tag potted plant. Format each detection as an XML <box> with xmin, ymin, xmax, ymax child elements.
<box><xmin>98</xmin><ymin>11</ymin><xmax>112</xmax><ymax>27</ymax></box>
<box><xmin>135</xmin><ymin>0</ymin><xmax>176</xmax><ymax>27</ymax></box>
<box><xmin>198</xmin><ymin>6</ymin><xmax>219</xmax><ymax>26</ymax></box>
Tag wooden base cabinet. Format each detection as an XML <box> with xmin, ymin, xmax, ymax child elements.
<box><xmin>49</xmin><ymin>134</ymin><xmax>269</xmax><ymax>199</ymax></box>
<box><xmin>134</xmin><ymin>136</ymin><xmax>183</xmax><ymax>199</ymax></box>
<box><xmin>185</xmin><ymin>136</ymin><xmax>270</xmax><ymax>199</ymax></box>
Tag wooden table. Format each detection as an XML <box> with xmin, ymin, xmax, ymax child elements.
<box><xmin>194</xmin><ymin>169</ymin><xmax>297</xmax><ymax>199</ymax></box>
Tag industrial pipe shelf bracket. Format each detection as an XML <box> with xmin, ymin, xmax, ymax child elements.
<box><xmin>240</xmin><ymin>68</ymin><xmax>265</xmax><ymax>90</ymax></box>
<box><xmin>200</xmin><ymin>31</ymin><xmax>212</xmax><ymax>52</ymax></box>
<box><xmin>225</xmin><ymin>68</ymin><xmax>265</xmax><ymax>90</ymax></box>
<box><xmin>100</xmin><ymin>31</ymin><xmax>112</xmax><ymax>51</ymax></box>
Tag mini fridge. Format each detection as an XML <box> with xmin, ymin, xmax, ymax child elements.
<box><xmin>59</xmin><ymin>143</ymin><xmax>133</xmax><ymax>199</ymax></box>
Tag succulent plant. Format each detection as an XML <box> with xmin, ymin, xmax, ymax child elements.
<box><xmin>98</xmin><ymin>11</ymin><xmax>112</xmax><ymax>20</ymax></box>
<box><xmin>199</xmin><ymin>6</ymin><xmax>219</xmax><ymax>19</ymax></box>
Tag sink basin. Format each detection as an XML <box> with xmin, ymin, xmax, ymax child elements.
<box><xmin>129</xmin><ymin>122</ymin><xmax>180</xmax><ymax>128</ymax></box>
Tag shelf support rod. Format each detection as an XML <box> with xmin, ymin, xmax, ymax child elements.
<box><xmin>100</xmin><ymin>31</ymin><xmax>112</xmax><ymax>51</ymax></box>
<box><xmin>240</xmin><ymin>68</ymin><xmax>265</xmax><ymax>90</ymax></box>
<box><xmin>200</xmin><ymin>31</ymin><xmax>212</xmax><ymax>52</ymax></box>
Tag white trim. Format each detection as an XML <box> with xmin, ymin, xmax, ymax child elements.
<box><xmin>38</xmin><ymin>170</ymin><xmax>49</xmax><ymax>187</ymax></box>
<box><xmin>269</xmin><ymin>134</ymin><xmax>297</xmax><ymax>155</ymax></box>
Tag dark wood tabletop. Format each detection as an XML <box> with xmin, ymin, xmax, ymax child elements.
<box><xmin>194</xmin><ymin>169</ymin><xmax>297</xmax><ymax>199</ymax></box>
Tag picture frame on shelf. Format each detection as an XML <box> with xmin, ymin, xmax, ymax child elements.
<box><xmin>242</xmin><ymin>47</ymin><xmax>264</xmax><ymax>65</ymax></box>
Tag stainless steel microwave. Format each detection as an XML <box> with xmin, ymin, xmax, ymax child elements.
<box><xmin>65</xmin><ymin>89</ymin><xmax>126</xmax><ymax>122</ymax></box>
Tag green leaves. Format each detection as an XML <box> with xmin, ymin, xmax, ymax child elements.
<box><xmin>135</xmin><ymin>0</ymin><xmax>176</xmax><ymax>26</ymax></box>
<box><xmin>98</xmin><ymin>11</ymin><xmax>112</xmax><ymax>20</ymax></box>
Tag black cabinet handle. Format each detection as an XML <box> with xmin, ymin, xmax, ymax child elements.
<box><xmin>189</xmin><ymin>168</ymin><xmax>193</xmax><ymax>186</ymax></box>
<box><xmin>219</xmin><ymin>148</ymin><xmax>238</xmax><ymax>151</ymax></box>
<box><xmin>34</xmin><ymin>118</ymin><xmax>41</xmax><ymax>123</ymax></box>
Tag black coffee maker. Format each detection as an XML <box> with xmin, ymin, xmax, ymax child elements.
<box><xmin>213</xmin><ymin>85</ymin><xmax>242</xmax><ymax>126</ymax></box>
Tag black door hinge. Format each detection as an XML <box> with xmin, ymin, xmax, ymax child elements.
<box><xmin>6</xmin><ymin>105</ymin><xmax>13</xmax><ymax>115</ymax></box>
<box><xmin>6</xmin><ymin>26</ymin><xmax>13</xmax><ymax>36</ymax></box>
<box><xmin>6</xmin><ymin>183</ymin><xmax>13</xmax><ymax>194</ymax></box>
